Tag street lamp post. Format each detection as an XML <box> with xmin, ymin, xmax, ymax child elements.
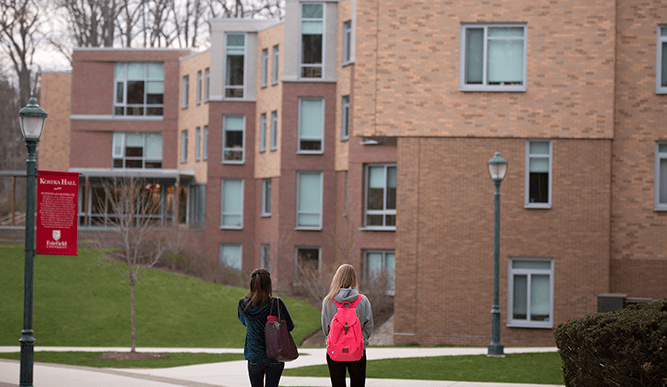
<box><xmin>18</xmin><ymin>97</ymin><xmax>47</xmax><ymax>387</ymax></box>
<box><xmin>487</xmin><ymin>151</ymin><xmax>507</xmax><ymax>357</ymax></box>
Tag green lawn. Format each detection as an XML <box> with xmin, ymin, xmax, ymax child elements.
<box><xmin>0</xmin><ymin>245</ymin><xmax>321</xmax><ymax>348</ymax></box>
<box><xmin>284</xmin><ymin>352</ymin><xmax>564</xmax><ymax>385</ymax></box>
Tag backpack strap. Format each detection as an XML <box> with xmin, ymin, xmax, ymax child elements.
<box><xmin>333</xmin><ymin>294</ymin><xmax>363</xmax><ymax>309</ymax></box>
<box><xmin>269</xmin><ymin>297</ymin><xmax>280</xmax><ymax>320</ymax></box>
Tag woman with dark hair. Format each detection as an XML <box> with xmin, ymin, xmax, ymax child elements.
<box><xmin>238</xmin><ymin>268</ymin><xmax>294</xmax><ymax>387</ymax></box>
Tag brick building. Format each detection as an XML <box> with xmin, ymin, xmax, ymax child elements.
<box><xmin>36</xmin><ymin>0</ymin><xmax>667</xmax><ymax>346</ymax></box>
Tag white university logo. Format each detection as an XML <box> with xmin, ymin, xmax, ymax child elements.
<box><xmin>52</xmin><ymin>230</ymin><xmax>61</xmax><ymax>241</ymax></box>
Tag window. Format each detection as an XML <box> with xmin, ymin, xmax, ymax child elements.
<box><xmin>203</xmin><ymin>125</ymin><xmax>208</xmax><ymax>160</ymax></box>
<box><xmin>261</xmin><ymin>244</ymin><xmax>271</xmax><ymax>271</ymax></box>
<box><xmin>112</xmin><ymin>132</ymin><xmax>163</xmax><ymax>169</ymax></box>
<box><xmin>223</xmin><ymin>115</ymin><xmax>245</xmax><ymax>163</ymax></box>
<box><xmin>300</xmin><ymin>3</ymin><xmax>324</xmax><ymax>78</ymax></box>
<box><xmin>508</xmin><ymin>258</ymin><xmax>554</xmax><ymax>328</ymax></box>
<box><xmin>221</xmin><ymin>178</ymin><xmax>243</xmax><ymax>229</ymax></box>
<box><xmin>296</xmin><ymin>171</ymin><xmax>322</xmax><ymax>229</ymax></box>
<box><xmin>180</xmin><ymin>130</ymin><xmax>188</xmax><ymax>163</ymax></box>
<box><xmin>298</xmin><ymin>98</ymin><xmax>324</xmax><ymax>153</ymax></box>
<box><xmin>197</xmin><ymin>70</ymin><xmax>202</xmax><ymax>105</ymax></box>
<box><xmin>272</xmin><ymin>45</ymin><xmax>279</xmax><ymax>84</ymax></box>
<box><xmin>261</xmin><ymin>48</ymin><xmax>268</xmax><ymax>87</ymax></box>
<box><xmin>525</xmin><ymin>140</ymin><xmax>552</xmax><ymax>208</ymax></box>
<box><xmin>225</xmin><ymin>33</ymin><xmax>245</xmax><ymax>98</ymax></box>
<box><xmin>295</xmin><ymin>247</ymin><xmax>320</xmax><ymax>281</ymax></box>
<box><xmin>654</xmin><ymin>142</ymin><xmax>667</xmax><ymax>210</ymax></box>
<box><xmin>260</xmin><ymin>113</ymin><xmax>267</xmax><ymax>153</ymax></box>
<box><xmin>195</xmin><ymin>127</ymin><xmax>201</xmax><ymax>161</ymax></box>
<box><xmin>188</xmin><ymin>184</ymin><xmax>206</xmax><ymax>224</ymax></box>
<box><xmin>341</xmin><ymin>95</ymin><xmax>350</xmax><ymax>140</ymax></box>
<box><xmin>658</xmin><ymin>26</ymin><xmax>667</xmax><ymax>94</ymax></box>
<box><xmin>182</xmin><ymin>75</ymin><xmax>189</xmax><ymax>108</ymax></box>
<box><xmin>113</xmin><ymin>62</ymin><xmax>164</xmax><ymax>116</ymax></box>
<box><xmin>365</xmin><ymin>250</ymin><xmax>395</xmax><ymax>295</ymax></box>
<box><xmin>270</xmin><ymin>111</ymin><xmax>278</xmax><ymax>151</ymax></box>
<box><xmin>460</xmin><ymin>24</ymin><xmax>527</xmax><ymax>92</ymax></box>
<box><xmin>365</xmin><ymin>164</ymin><xmax>396</xmax><ymax>229</ymax></box>
<box><xmin>343</xmin><ymin>20</ymin><xmax>352</xmax><ymax>65</ymax></box>
<box><xmin>262</xmin><ymin>178</ymin><xmax>272</xmax><ymax>217</ymax></box>
<box><xmin>219</xmin><ymin>244</ymin><xmax>242</xmax><ymax>270</ymax></box>
<box><xmin>204</xmin><ymin>68</ymin><xmax>210</xmax><ymax>102</ymax></box>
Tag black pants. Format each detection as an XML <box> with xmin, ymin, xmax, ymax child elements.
<box><xmin>326</xmin><ymin>353</ymin><xmax>367</xmax><ymax>387</ymax></box>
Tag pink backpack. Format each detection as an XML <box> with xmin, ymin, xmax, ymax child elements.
<box><xmin>326</xmin><ymin>294</ymin><xmax>364</xmax><ymax>361</ymax></box>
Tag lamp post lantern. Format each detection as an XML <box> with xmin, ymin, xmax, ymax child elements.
<box><xmin>18</xmin><ymin>97</ymin><xmax>47</xmax><ymax>387</ymax></box>
<box><xmin>487</xmin><ymin>151</ymin><xmax>507</xmax><ymax>357</ymax></box>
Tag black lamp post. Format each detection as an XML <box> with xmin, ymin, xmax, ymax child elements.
<box><xmin>487</xmin><ymin>151</ymin><xmax>507</xmax><ymax>357</ymax></box>
<box><xmin>18</xmin><ymin>97</ymin><xmax>47</xmax><ymax>387</ymax></box>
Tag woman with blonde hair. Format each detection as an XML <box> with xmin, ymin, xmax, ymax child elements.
<box><xmin>321</xmin><ymin>264</ymin><xmax>374</xmax><ymax>387</ymax></box>
<box><xmin>238</xmin><ymin>268</ymin><xmax>294</xmax><ymax>387</ymax></box>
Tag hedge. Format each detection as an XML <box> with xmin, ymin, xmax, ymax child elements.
<box><xmin>553</xmin><ymin>299</ymin><xmax>667</xmax><ymax>387</ymax></box>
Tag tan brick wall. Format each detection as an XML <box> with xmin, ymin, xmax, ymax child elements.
<box><xmin>394</xmin><ymin>137</ymin><xmax>611</xmax><ymax>346</ymax></box>
<box><xmin>256</xmin><ymin>24</ymin><xmax>285</xmax><ymax>179</ymax></box>
<box><xmin>354</xmin><ymin>0</ymin><xmax>616</xmax><ymax>139</ymax></box>
<box><xmin>39</xmin><ymin>72</ymin><xmax>72</xmax><ymax>172</ymax></box>
<box><xmin>179</xmin><ymin>50</ymin><xmax>211</xmax><ymax>183</ymax></box>
<box><xmin>610</xmin><ymin>0</ymin><xmax>667</xmax><ymax>298</ymax></box>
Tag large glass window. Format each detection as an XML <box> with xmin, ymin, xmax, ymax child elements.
<box><xmin>296</xmin><ymin>171</ymin><xmax>322</xmax><ymax>229</ymax></box>
<box><xmin>460</xmin><ymin>24</ymin><xmax>527</xmax><ymax>92</ymax></box>
<box><xmin>262</xmin><ymin>178</ymin><xmax>272</xmax><ymax>217</ymax></box>
<box><xmin>525</xmin><ymin>140</ymin><xmax>552</xmax><ymax>208</ymax></box>
<box><xmin>180</xmin><ymin>130</ymin><xmax>188</xmax><ymax>163</ymax></box>
<box><xmin>298</xmin><ymin>98</ymin><xmax>324</xmax><ymax>153</ymax></box>
<box><xmin>182</xmin><ymin>75</ymin><xmax>189</xmax><ymax>108</ymax></box>
<box><xmin>114</xmin><ymin>62</ymin><xmax>164</xmax><ymax>116</ymax></box>
<box><xmin>341</xmin><ymin>95</ymin><xmax>350</xmax><ymax>141</ymax></box>
<box><xmin>272</xmin><ymin>45</ymin><xmax>279</xmax><ymax>84</ymax></box>
<box><xmin>365</xmin><ymin>250</ymin><xmax>395</xmax><ymax>295</ymax></box>
<box><xmin>219</xmin><ymin>243</ymin><xmax>242</xmax><ymax>270</ymax></box>
<box><xmin>188</xmin><ymin>183</ymin><xmax>206</xmax><ymax>224</ymax></box>
<box><xmin>260</xmin><ymin>113</ymin><xmax>267</xmax><ymax>153</ymax></box>
<box><xmin>204</xmin><ymin>68</ymin><xmax>210</xmax><ymax>102</ymax></box>
<box><xmin>295</xmin><ymin>247</ymin><xmax>320</xmax><ymax>282</ymax></box>
<box><xmin>223</xmin><ymin>115</ymin><xmax>245</xmax><ymax>163</ymax></box>
<box><xmin>654</xmin><ymin>142</ymin><xmax>667</xmax><ymax>210</ymax></box>
<box><xmin>658</xmin><ymin>26</ymin><xmax>667</xmax><ymax>94</ymax></box>
<box><xmin>343</xmin><ymin>20</ymin><xmax>352</xmax><ymax>65</ymax></box>
<box><xmin>365</xmin><ymin>164</ymin><xmax>397</xmax><ymax>229</ymax></box>
<box><xmin>508</xmin><ymin>259</ymin><xmax>554</xmax><ymax>328</ymax></box>
<box><xmin>300</xmin><ymin>3</ymin><xmax>324</xmax><ymax>78</ymax></box>
<box><xmin>203</xmin><ymin>125</ymin><xmax>208</xmax><ymax>160</ymax></box>
<box><xmin>197</xmin><ymin>70</ymin><xmax>202</xmax><ymax>105</ymax></box>
<box><xmin>195</xmin><ymin>127</ymin><xmax>201</xmax><ymax>161</ymax></box>
<box><xmin>225</xmin><ymin>33</ymin><xmax>245</xmax><ymax>98</ymax></box>
<box><xmin>112</xmin><ymin>132</ymin><xmax>163</xmax><ymax>169</ymax></box>
<box><xmin>270</xmin><ymin>111</ymin><xmax>278</xmax><ymax>151</ymax></box>
<box><xmin>261</xmin><ymin>48</ymin><xmax>268</xmax><ymax>87</ymax></box>
<box><xmin>220</xmin><ymin>178</ymin><xmax>243</xmax><ymax>229</ymax></box>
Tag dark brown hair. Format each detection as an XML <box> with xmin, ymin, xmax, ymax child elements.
<box><xmin>244</xmin><ymin>268</ymin><xmax>272</xmax><ymax>310</ymax></box>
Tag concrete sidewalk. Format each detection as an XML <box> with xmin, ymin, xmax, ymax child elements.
<box><xmin>0</xmin><ymin>346</ymin><xmax>563</xmax><ymax>387</ymax></box>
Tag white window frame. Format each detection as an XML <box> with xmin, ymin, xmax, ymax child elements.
<box><xmin>203</xmin><ymin>125</ymin><xmax>208</xmax><ymax>160</ymax></box>
<box><xmin>222</xmin><ymin>115</ymin><xmax>245</xmax><ymax>164</ymax></box>
<box><xmin>364</xmin><ymin>250</ymin><xmax>396</xmax><ymax>295</ymax></box>
<box><xmin>525</xmin><ymin>139</ymin><xmax>552</xmax><ymax>209</ymax></box>
<box><xmin>270</xmin><ymin>110</ymin><xmax>278</xmax><ymax>151</ymax></box>
<box><xmin>261</xmin><ymin>48</ymin><xmax>268</xmax><ymax>88</ymax></box>
<box><xmin>180</xmin><ymin>130</ymin><xmax>188</xmax><ymax>163</ymax></box>
<box><xmin>259</xmin><ymin>113</ymin><xmax>267</xmax><ymax>153</ymax></box>
<box><xmin>657</xmin><ymin>25</ymin><xmax>667</xmax><ymax>94</ymax></box>
<box><xmin>459</xmin><ymin>23</ymin><xmax>527</xmax><ymax>92</ymax></box>
<box><xmin>364</xmin><ymin>164</ymin><xmax>397</xmax><ymax>230</ymax></box>
<box><xmin>342</xmin><ymin>20</ymin><xmax>352</xmax><ymax>65</ymax></box>
<box><xmin>341</xmin><ymin>95</ymin><xmax>350</xmax><ymax>141</ymax></box>
<box><xmin>298</xmin><ymin>97</ymin><xmax>325</xmax><ymax>154</ymax></box>
<box><xmin>272</xmin><ymin>45</ymin><xmax>279</xmax><ymax>85</ymax></box>
<box><xmin>299</xmin><ymin>2</ymin><xmax>325</xmax><ymax>79</ymax></box>
<box><xmin>219</xmin><ymin>243</ymin><xmax>242</xmax><ymax>271</ymax></box>
<box><xmin>294</xmin><ymin>246</ymin><xmax>321</xmax><ymax>282</ymax></box>
<box><xmin>113</xmin><ymin>62</ymin><xmax>164</xmax><ymax>117</ymax></box>
<box><xmin>654</xmin><ymin>142</ymin><xmax>667</xmax><ymax>210</ymax></box>
<box><xmin>225</xmin><ymin>32</ymin><xmax>246</xmax><ymax>99</ymax></box>
<box><xmin>204</xmin><ymin>68</ymin><xmax>210</xmax><ymax>102</ymax></box>
<box><xmin>296</xmin><ymin>171</ymin><xmax>323</xmax><ymax>230</ymax></box>
<box><xmin>220</xmin><ymin>178</ymin><xmax>244</xmax><ymax>229</ymax></box>
<box><xmin>182</xmin><ymin>75</ymin><xmax>189</xmax><ymax>108</ymax></box>
<box><xmin>112</xmin><ymin>132</ymin><xmax>163</xmax><ymax>169</ymax></box>
<box><xmin>507</xmin><ymin>257</ymin><xmax>554</xmax><ymax>329</ymax></box>
<box><xmin>195</xmin><ymin>127</ymin><xmax>201</xmax><ymax>161</ymax></box>
<box><xmin>261</xmin><ymin>178</ymin><xmax>272</xmax><ymax>217</ymax></box>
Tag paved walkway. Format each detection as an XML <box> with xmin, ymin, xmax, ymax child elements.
<box><xmin>0</xmin><ymin>346</ymin><xmax>563</xmax><ymax>387</ymax></box>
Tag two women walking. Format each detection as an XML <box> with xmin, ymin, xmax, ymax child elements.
<box><xmin>238</xmin><ymin>264</ymin><xmax>374</xmax><ymax>387</ymax></box>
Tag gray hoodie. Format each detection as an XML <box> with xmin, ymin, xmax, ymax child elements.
<box><xmin>321</xmin><ymin>287</ymin><xmax>374</xmax><ymax>347</ymax></box>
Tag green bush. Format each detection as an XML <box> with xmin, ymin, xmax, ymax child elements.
<box><xmin>553</xmin><ymin>299</ymin><xmax>667</xmax><ymax>387</ymax></box>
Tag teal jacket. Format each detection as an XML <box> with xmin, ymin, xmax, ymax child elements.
<box><xmin>238</xmin><ymin>297</ymin><xmax>294</xmax><ymax>360</ymax></box>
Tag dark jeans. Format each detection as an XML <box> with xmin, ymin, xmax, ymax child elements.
<box><xmin>247</xmin><ymin>357</ymin><xmax>285</xmax><ymax>387</ymax></box>
<box><xmin>326</xmin><ymin>353</ymin><xmax>367</xmax><ymax>387</ymax></box>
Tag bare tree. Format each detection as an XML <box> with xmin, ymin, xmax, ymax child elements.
<box><xmin>91</xmin><ymin>177</ymin><xmax>170</xmax><ymax>352</ymax></box>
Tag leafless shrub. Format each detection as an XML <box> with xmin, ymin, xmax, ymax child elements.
<box><xmin>359</xmin><ymin>269</ymin><xmax>394</xmax><ymax>318</ymax></box>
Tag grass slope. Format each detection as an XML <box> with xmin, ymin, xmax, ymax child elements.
<box><xmin>0</xmin><ymin>245</ymin><xmax>320</xmax><ymax>348</ymax></box>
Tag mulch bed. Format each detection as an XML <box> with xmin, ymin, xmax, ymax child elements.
<box><xmin>95</xmin><ymin>352</ymin><xmax>170</xmax><ymax>360</ymax></box>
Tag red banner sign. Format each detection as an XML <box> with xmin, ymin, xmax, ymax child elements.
<box><xmin>36</xmin><ymin>170</ymin><xmax>79</xmax><ymax>256</ymax></box>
